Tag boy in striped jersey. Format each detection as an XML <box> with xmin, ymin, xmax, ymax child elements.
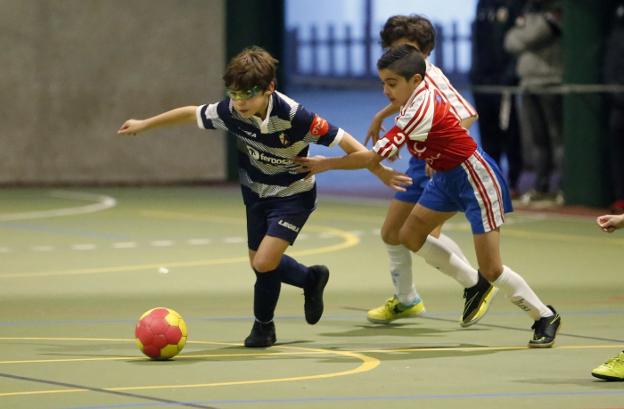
<box><xmin>118</xmin><ymin>46</ymin><xmax>411</xmax><ymax>348</ymax></box>
<box><xmin>365</xmin><ymin>15</ymin><xmax>494</xmax><ymax>327</ymax></box>
<box><xmin>298</xmin><ymin>45</ymin><xmax>561</xmax><ymax>347</ymax></box>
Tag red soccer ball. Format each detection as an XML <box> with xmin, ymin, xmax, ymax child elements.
<box><xmin>135</xmin><ymin>307</ymin><xmax>188</xmax><ymax>360</ymax></box>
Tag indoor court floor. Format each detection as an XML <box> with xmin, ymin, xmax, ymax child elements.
<box><xmin>0</xmin><ymin>186</ymin><xmax>622</xmax><ymax>409</ymax></box>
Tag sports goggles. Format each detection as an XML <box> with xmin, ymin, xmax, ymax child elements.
<box><xmin>226</xmin><ymin>85</ymin><xmax>263</xmax><ymax>101</ymax></box>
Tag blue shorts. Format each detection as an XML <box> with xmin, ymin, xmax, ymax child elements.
<box><xmin>394</xmin><ymin>157</ymin><xmax>430</xmax><ymax>203</ymax></box>
<box><xmin>245</xmin><ymin>189</ymin><xmax>316</xmax><ymax>251</ymax></box>
<box><xmin>418</xmin><ymin>148</ymin><xmax>513</xmax><ymax>234</ymax></box>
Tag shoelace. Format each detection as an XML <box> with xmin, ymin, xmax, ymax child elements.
<box><xmin>385</xmin><ymin>297</ymin><xmax>398</xmax><ymax>309</ymax></box>
<box><xmin>604</xmin><ymin>354</ymin><xmax>624</xmax><ymax>366</ymax></box>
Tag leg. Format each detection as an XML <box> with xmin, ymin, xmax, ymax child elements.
<box><xmin>244</xmin><ymin>236</ymin><xmax>287</xmax><ymax>348</ymax></box>
<box><xmin>522</xmin><ymin>93</ymin><xmax>552</xmax><ymax>194</ymax></box>
<box><xmin>474</xmin><ymin>93</ymin><xmax>503</xmax><ymax>165</ymax></box>
<box><xmin>400</xmin><ymin>205</ymin><xmax>477</xmax><ymax>286</ymax></box>
<box><xmin>474</xmin><ymin>230</ymin><xmax>561</xmax><ymax>347</ymax></box>
<box><xmin>474</xmin><ymin>229</ymin><xmax>549</xmax><ymax>317</ymax></box>
<box><xmin>368</xmin><ymin>199</ymin><xmax>425</xmax><ymax>324</ymax></box>
<box><xmin>380</xmin><ymin>199</ymin><xmax>419</xmax><ymax>303</ymax></box>
<box><xmin>398</xmin><ymin>204</ymin><xmax>453</xmax><ymax>252</ymax></box>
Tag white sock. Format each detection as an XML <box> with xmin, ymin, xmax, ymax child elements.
<box><xmin>416</xmin><ymin>235</ymin><xmax>478</xmax><ymax>288</ymax></box>
<box><xmin>437</xmin><ymin>233</ymin><xmax>470</xmax><ymax>263</ymax></box>
<box><xmin>493</xmin><ymin>265</ymin><xmax>552</xmax><ymax>320</ymax></box>
<box><xmin>386</xmin><ymin>244</ymin><xmax>420</xmax><ymax>305</ymax></box>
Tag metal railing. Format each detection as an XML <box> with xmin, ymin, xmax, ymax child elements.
<box><xmin>284</xmin><ymin>21</ymin><xmax>471</xmax><ymax>89</ymax></box>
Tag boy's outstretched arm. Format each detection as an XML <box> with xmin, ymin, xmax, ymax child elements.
<box><xmin>295</xmin><ymin>133</ymin><xmax>411</xmax><ymax>192</ymax></box>
<box><xmin>118</xmin><ymin>106</ymin><xmax>198</xmax><ymax>135</ymax></box>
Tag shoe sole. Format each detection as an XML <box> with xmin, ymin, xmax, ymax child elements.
<box><xmin>244</xmin><ymin>340</ymin><xmax>276</xmax><ymax>348</ymax></box>
<box><xmin>367</xmin><ymin>304</ymin><xmax>427</xmax><ymax>324</ymax></box>
<box><xmin>591</xmin><ymin>372</ymin><xmax>624</xmax><ymax>381</ymax></box>
<box><xmin>460</xmin><ymin>286</ymin><xmax>498</xmax><ymax>328</ymax></box>
<box><xmin>528</xmin><ymin>319</ymin><xmax>561</xmax><ymax>349</ymax></box>
<box><xmin>305</xmin><ymin>266</ymin><xmax>329</xmax><ymax>325</ymax></box>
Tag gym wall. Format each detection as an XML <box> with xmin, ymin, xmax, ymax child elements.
<box><xmin>0</xmin><ymin>0</ymin><xmax>226</xmax><ymax>184</ymax></box>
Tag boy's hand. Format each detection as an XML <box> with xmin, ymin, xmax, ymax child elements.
<box><xmin>118</xmin><ymin>119</ymin><xmax>148</xmax><ymax>136</ymax></box>
<box><xmin>364</xmin><ymin>115</ymin><xmax>386</xmax><ymax>146</ymax></box>
<box><xmin>596</xmin><ymin>214</ymin><xmax>624</xmax><ymax>233</ymax></box>
<box><xmin>293</xmin><ymin>155</ymin><xmax>330</xmax><ymax>176</ymax></box>
<box><xmin>372</xmin><ymin>165</ymin><xmax>412</xmax><ymax>192</ymax></box>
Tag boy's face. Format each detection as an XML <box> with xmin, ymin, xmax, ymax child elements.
<box><xmin>378</xmin><ymin>69</ymin><xmax>423</xmax><ymax>108</ymax></box>
<box><xmin>228</xmin><ymin>83</ymin><xmax>274</xmax><ymax>119</ymax></box>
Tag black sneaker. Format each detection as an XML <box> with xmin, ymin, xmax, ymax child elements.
<box><xmin>244</xmin><ymin>321</ymin><xmax>276</xmax><ymax>348</ymax></box>
<box><xmin>528</xmin><ymin>305</ymin><xmax>561</xmax><ymax>348</ymax></box>
<box><xmin>461</xmin><ymin>273</ymin><xmax>498</xmax><ymax>327</ymax></box>
<box><xmin>304</xmin><ymin>265</ymin><xmax>329</xmax><ymax>325</ymax></box>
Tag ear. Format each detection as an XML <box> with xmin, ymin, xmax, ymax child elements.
<box><xmin>265</xmin><ymin>81</ymin><xmax>276</xmax><ymax>95</ymax></box>
<box><xmin>409</xmin><ymin>73</ymin><xmax>423</xmax><ymax>86</ymax></box>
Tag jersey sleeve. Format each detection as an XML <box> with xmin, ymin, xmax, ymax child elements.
<box><xmin>292</xmin><ymin>105</ymin><xmax>344</xmax><ymax>147</ymax></box>
<box><xmin>196</xmin><ymin>101</ymin><xmax>229</xmax><ymax>131</ymax></box>
<box><xmin>372</xmin><ymin>126</ymin><xmax>408</xmax><ymax>159</ymax></box>
<box><xmin>426</xmin><ymin>64</ymin><xmax>477</xmax><ymax>120</ymax></box>
<box><xmin>395</xmin><ymin>89</ymin><xmax>435</xmax><ymax>141</ymax></box>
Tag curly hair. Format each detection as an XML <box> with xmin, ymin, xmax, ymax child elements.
<box><xmin>380</xmin><ymin>15</ymin><xmax>436</xmax><ymax>55</ymax></box>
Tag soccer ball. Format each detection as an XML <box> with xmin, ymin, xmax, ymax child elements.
<box><xmin>135</xmin><ymin>307</ymin><xmax>188</xmax><ymax>360</ymax></box>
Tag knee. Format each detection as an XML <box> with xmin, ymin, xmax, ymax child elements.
<box><xmin>479</xmin><ymin>265</ymin><xmax>503</xmax><ymax>282</ymax></box>
<box><xmin>398</xmin><ymin>226</ymin><xmax>424</xmax><ymax>252</ymax></box>
<box><xmin>380</xmin><ymin>224</ymin><xmax>400</xmax><ymax>245</ymax></box>
<box><xmin>251</xmin><ymin>256</ymin><xmax>280</xmax><ymax>273</ymax></box>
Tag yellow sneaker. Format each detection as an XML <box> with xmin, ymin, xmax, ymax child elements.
<box><xmin>367</xmin><ymin>296</ymin><xmax>426</xmax><ymax>324</ymax></box>
<box><xmin>592</xmin><ymin>351</ymin><xmax>624</xmax><ymax>381</ymax></box>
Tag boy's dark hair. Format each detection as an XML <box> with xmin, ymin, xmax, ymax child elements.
<box><xmin>380</xmin><ymin>15</ymin><xmax>436</xmax><ymax>55</ymax></box>
<box><xmin>223</xmin><ymin>46</ymin><xmax>278</xmax><ymax>91</ymax></box>
<box><xmin>377</xmin><ymin>44</ymin><xmax>426</xmax><ymax>80</ymax></box>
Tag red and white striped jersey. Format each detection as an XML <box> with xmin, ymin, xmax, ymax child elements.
<box><xmin>425</xmin><ymin>61</ymin><xmax>477</xmax><ymax>121</ymax></box>
<box><xmin>373</xmin><ymin>80</ymin><xmax>477</xmax><ymax>171</ymax></box>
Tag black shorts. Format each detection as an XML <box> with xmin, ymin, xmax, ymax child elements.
<box><xmin>245</xmin><ymin>189</ymin><xmax>316</xmax><ymax>251</ymax></box>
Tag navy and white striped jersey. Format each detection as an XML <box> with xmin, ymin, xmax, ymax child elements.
<box><xmin>196</xmin><ymin>91</ymin><xmax>344</xmax><ymax>204</ymax></box>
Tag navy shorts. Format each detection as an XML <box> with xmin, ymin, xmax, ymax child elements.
<box><xmin>394</xmin><ymin>156</ymin><xmax>431</xmax><ymax>203</ymax></box>
<box><xmin>245</xmin><ymin>189</ymin><xmax>316</xmax><ymax>251</ymax></box>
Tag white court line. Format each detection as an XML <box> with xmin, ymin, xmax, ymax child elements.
<box><xmin>0</xmin><ymin>190</ymin><xmax>117</xmax><ymax>222</ymax></box>
<box><xmin>150</xmin><ymin>240</ymin><xmax>174</xmax><ymax>247</ymax></box>
<box><xmin>187</xmin><ymin>238</ymin><xmax>211</xmax><ymax>245</ymax></box>
<box><xmin>71</xmin><ymin>244</ymin><xmax>96</xmax><ymax>251</ymax></box>
<box><xmin>224</xmin><ymin>237</ymin><xmax>245</xmax><ymax>244</ymax></box>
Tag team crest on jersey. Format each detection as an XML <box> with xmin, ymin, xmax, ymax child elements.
<box><xmin>310</xmin><ymin>115</ymin><xmax>329</xmax><ymax>137</ymax></box>
<box><xmin>278</xmin><ymin>133</ymin><xmax>289</xmax><ymax>146</ymax></box>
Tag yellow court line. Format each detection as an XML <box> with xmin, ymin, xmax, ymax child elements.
<box><xmin>0</xmin><ymin>224</ymin><xmax>359</xmax><ymax>279</ymax></box>
<box><xmin>350</xmin><ymin>344</ymin><xmax>624</xmax><ymax>354</ymax></box>
<box><xmin>0</xmin><ymin>337</ymin><xmax>379</xmax><ymax>398</ymax></box>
